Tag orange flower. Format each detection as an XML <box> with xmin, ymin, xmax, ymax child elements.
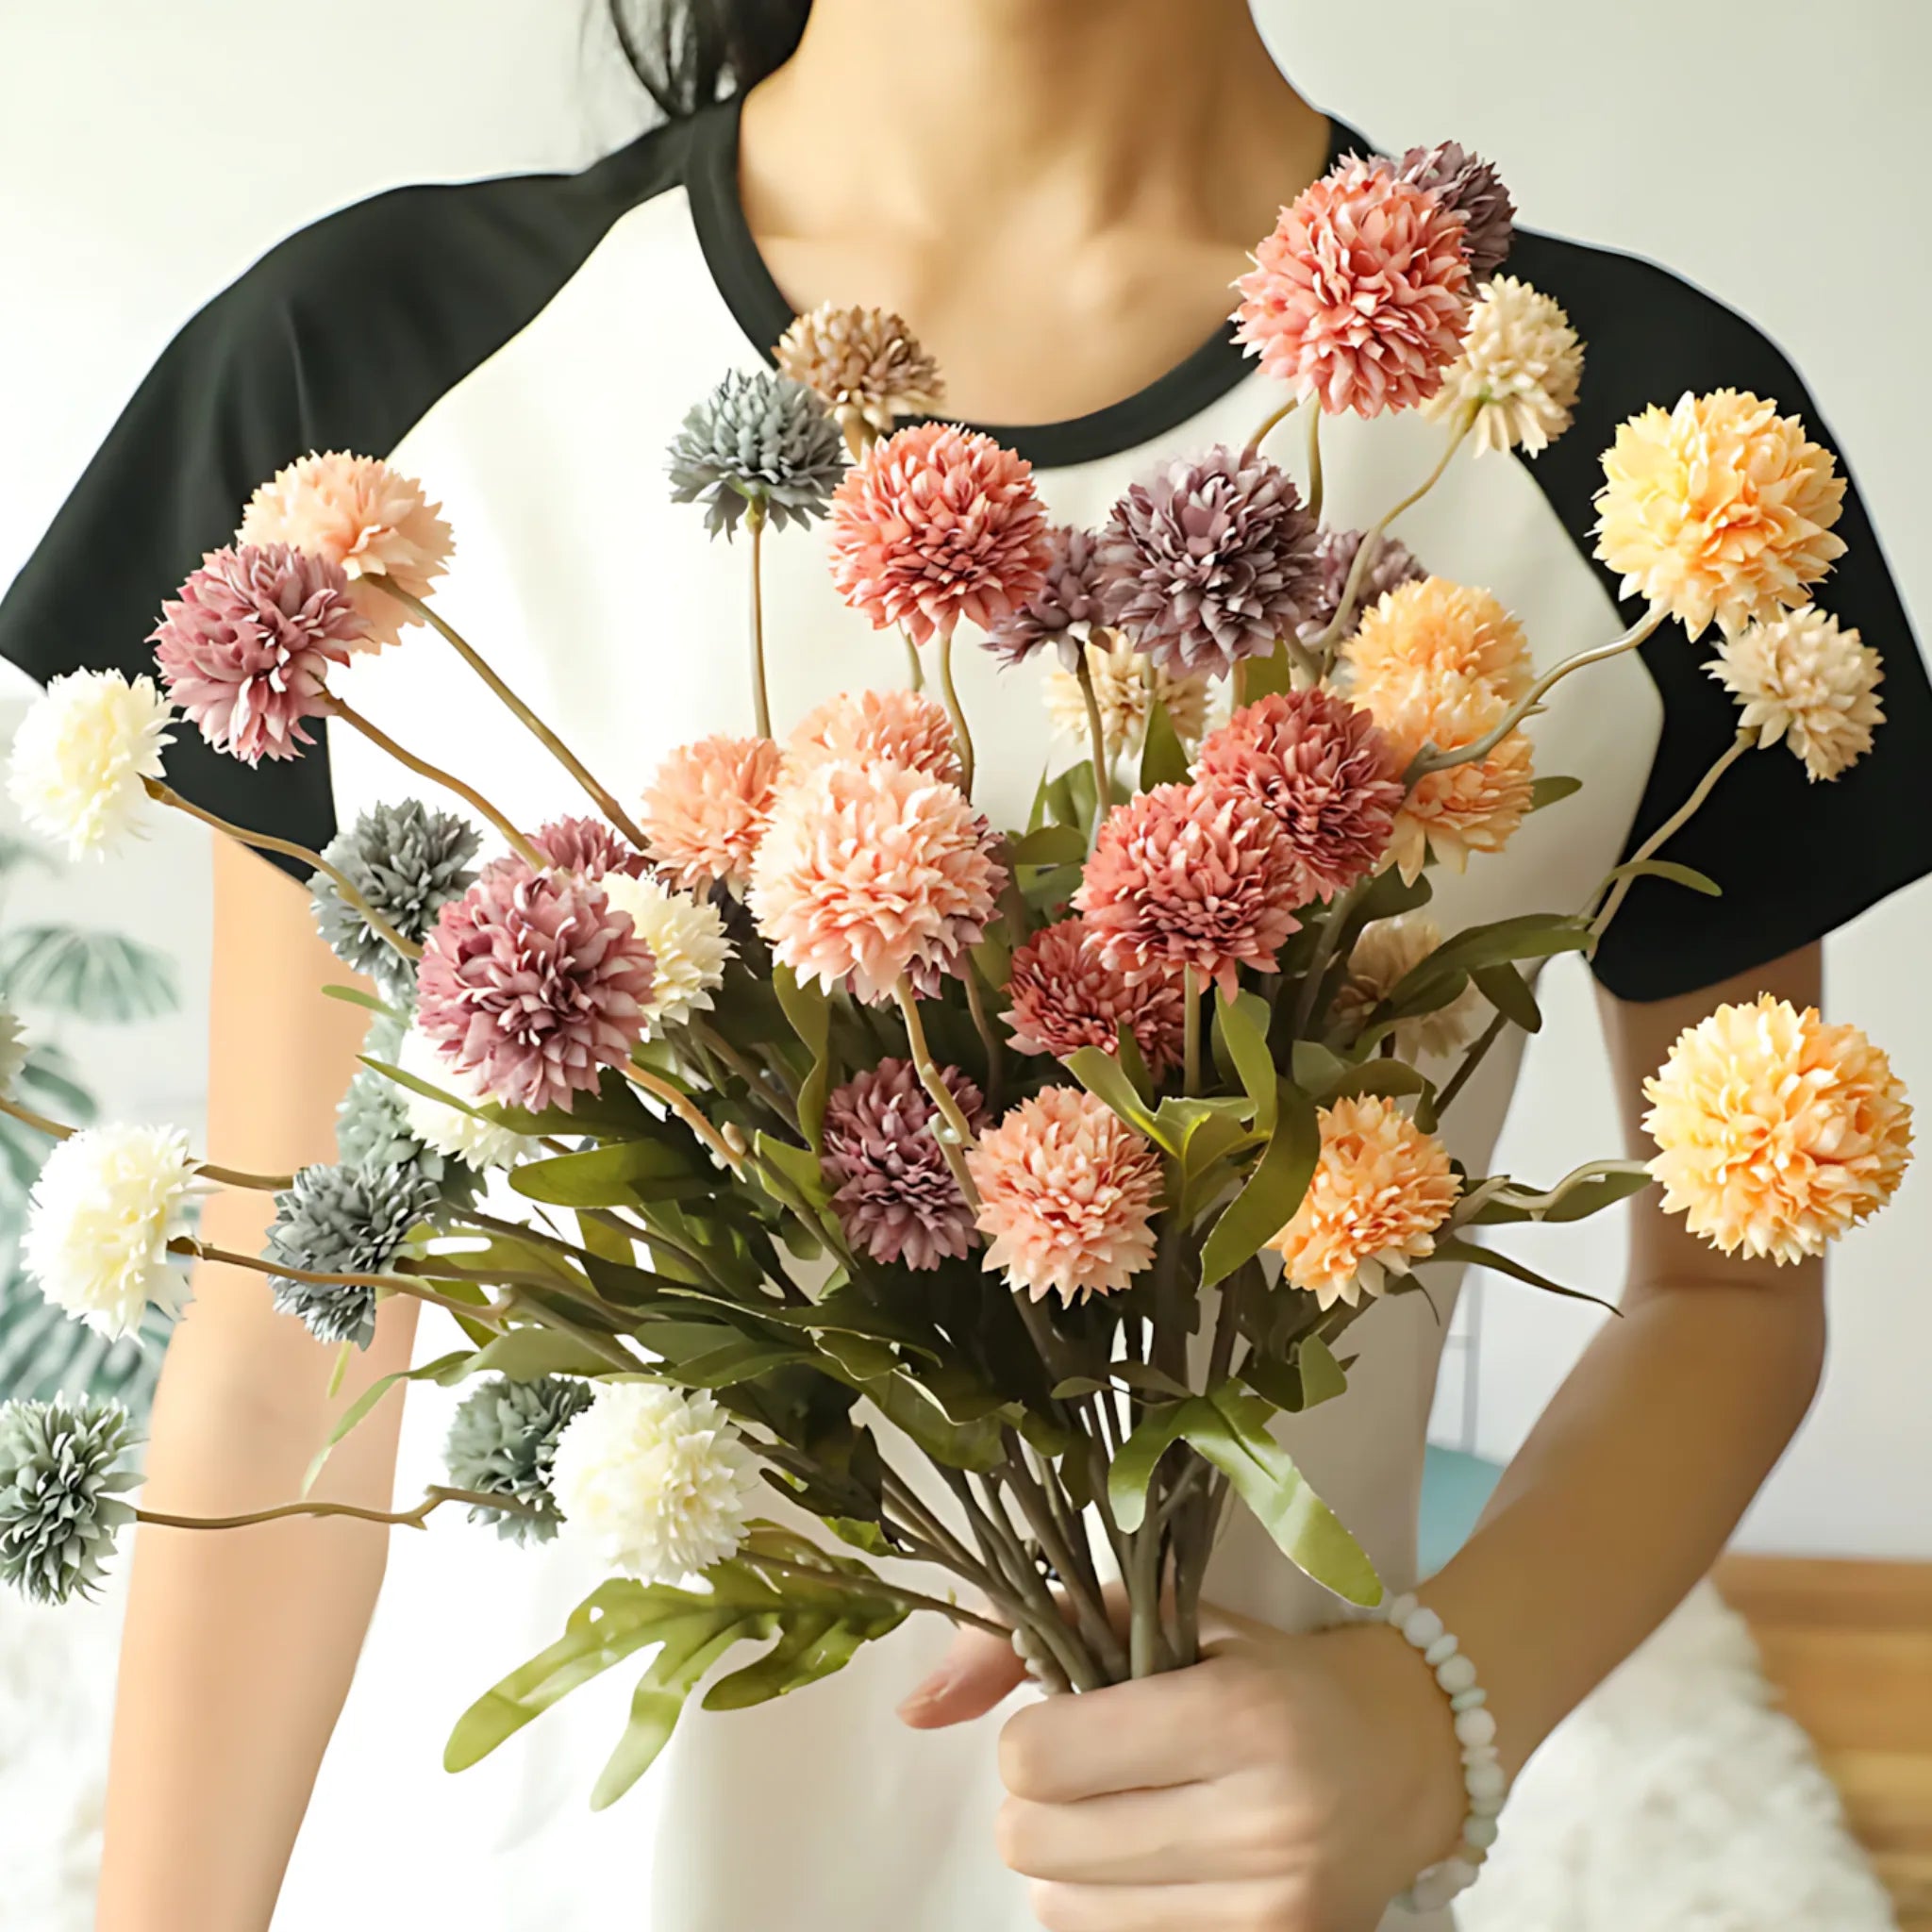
<box><xmin>1593</xmin><ymin>391</ymin><xmax>1846</xmax><ymax>640</ymax></box>
<box><xmin>1643</xmin><ymin>995</ymin><xmax>1911</xmax><ymax>1264</ymax></box>
<box><xmin>639</xmin><ymin>734</ymin><xmax>781</xmax><ymax>892</ymax></box>
<box><xmin>1345</xmin><ymin>577</ymin><xmax>1532</xmax><ymax>702</ymax></box>
<box><xmin>1267</xmin><ymin>1094</ymin><xmax>1458</xmax><ymax>1309</ymax></box>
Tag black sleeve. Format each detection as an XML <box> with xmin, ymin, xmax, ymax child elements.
<box><xmin>1507</xmin><ymin>229</ymin><xmax>1932</xmax><ymax>1003</ymax></box>
<box><xmin>0</xmin><ymin>130</ymin><xmax>680</xmax><ymax>875</ymax></box>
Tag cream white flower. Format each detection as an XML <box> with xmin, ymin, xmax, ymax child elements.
<box><xmin>7</xmin><ymin>671</ymin><xmax>174</xmax><ymax>860</ymax></box>
<box><xmin>1043</xmin><ymin>636</ymin><xmax>1210</xmax><ymax>764</ymax></box>
<box><xmin>1424</xmin><ymin>275</ymin><xmax>1583</xmax><ymax>457</ymax></box>
<box><xmin>0</xmin><ymin>1002</ymin><xmax>27</xmax><ymax>1096</ymax></box>
<box><xmin>1331</xmin><ymin>912</ymin><xmax>1484</xmax><ymax>1062</ymax></box>
<box><xmin>597</xmin><ymin>874</ymin><xmax>734</xmax><ymax>1034</ymax></box>
<box><xmin>24</xmin><ymin>1123</ymin><xmax>198</xmax><ymax>1339</ymax></box>
<box><xmin>551</xmin><ymin>1380</ymin><xmax>761</xmax><ymax>1582</ymax></box>
<box><xmin>1708</xmin><ymin>608</ymin><xmax>1883</xmax><ymax>782</ymax></box>
<box><xmin>396</xmin><ymin>1022</ymin><xmax>531</xmax><ymax>1170</ymax></box>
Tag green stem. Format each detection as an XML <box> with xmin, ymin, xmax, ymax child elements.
<box><xmin>378</xmin><ymin>585</ymin><xmax>648</xmax><ymax>849</ymax></box>
<box><xmin>1073</xmin><ymin>646</ymin><xmax>1115</xmax><ymax>816</ymax></box>
<box><xmin>1000</xmin><ymin>1445</ymin><xmax>1129</xmax><ymax>1680</ymax></box>
<box><xmin>892</xmin><ymin>979</ymin><xmax>981</xmax><ymax>1203</ymax></box>
<box><xmin>1182</xmin><ymin>965</ymin><xmax>1203</xmax><ymax>1094</ymax></box>
<box><xmin>936</xmin><ymin>625</ymin><xmax>976</xmax><ymax>796</ymax></box>
<box><xmin>0</xmin><ymin>1093</ymin><xmax>294</xmax><ymax>1192</ymax></box>
<box><xmin>961</xmin><ymin>958</ymin><xmax>1006</xmax><ymax>1113</ymax></box>
<box><xmin>137</xmin><ymin>1483</ymin><xmax>533</xmax><ymax>1535</ymax></box>
<box><xmin>1243</xmin><ymin>391</ymin><xmax>1301</xmax><ymax>460</ymax></box>
<box><xmin>1434</xmin><ymin>1008</ymin><xmax>1509</xmax><ymax>1119</ymax></box>
<box><xmin>901</xmin><ymin>626</ymin><xmax>926</xmax><ymax>692</ymax></box>
<box><xmin>743</xmin><ymin>1548</ymin><xmax>1009</xmax><ymax>1639</ymax></box>
<box><xmin>1290</xmin><ymin>876</ymin><xmax>1369</xmax><ymax>1040</ymax></box>
<box><xmin>746</xmin><ymin>504</ymin><xmax>772</xmax><ymax>740</ymax></box>
<box><xmin>1305</xmin><ymin>402</ymin><xmax>1324</xmax><ymax>525</ymax></box>
<box><xmin>688</xmin><ymin>1017</ymin><xmax>800</xmax><ymax>1133</ymax></box>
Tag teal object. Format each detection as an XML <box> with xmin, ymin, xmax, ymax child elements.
<box><xmin>1419</xmin><ymin>1446</ymin><xmax>1504</xmax><ymax>1578</ymax></box>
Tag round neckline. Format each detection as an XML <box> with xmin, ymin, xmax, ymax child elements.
<box><xmin>684</xmin><ymin>93</ymin><xmax>1354</xmax><ymax>471</ymax></box>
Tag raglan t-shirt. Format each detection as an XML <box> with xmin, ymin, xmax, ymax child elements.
<box><xmin>5</xmin><ymin>97</ymin><xmax>1929</xmax><ymax>1932</ymax></box>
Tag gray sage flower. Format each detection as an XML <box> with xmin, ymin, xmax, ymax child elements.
<box><xmin>444</xmin><ymin>1374</ymin><xmax>594</xmax><ymax>1545</ymax></box>
<box><xmin>666</xmin><ymin>370</ymin><xmax>847</xmax><ymax>539</ymax></box>
<box><xmin>0</xmin><ymin>1394</ymin><xmax>138</xmax><ymax>1606</ymax></box>
<box><xmin>265</xmin><ymin>1162</ymin><xmax>440</xmax><ymax>1349</ymax></box>
<box><xmin>310</xmin><ymin>800</ymin><xmax>480</xmax><ymax>993</ymax></box>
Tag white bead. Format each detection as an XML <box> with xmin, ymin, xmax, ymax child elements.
<box><xmin>1460</xmin><ymin>1741</ymin><xmax>1499</xmax><ymax>1768</ymax></box>
<box><xmin>1407</xmin><ymin>1869</ymin><xmax>1457</xmax><ymax>1913</ymax></box>
<box><xmin>1424</xmin><ymin>1633</ymin><xmax>1459</xmax><ymax>1667</ymax></box>
<box><xmin>1456</xmin><ymin>1706</ymin><xmax>1498</xmax><ymax>1747</ymax></box>
<box><xmin>1402</xmin><ymin>1607</ymin><xmax>1445</xmax><ymax>1649</ymax></box>
<box><xmin>1463</xmin><ymin>1816</ymin><xmax>1500</xmax><ymax>1851</ymax></box>
<box><xmin>1385</xmin><ymin>1591</ymin><xmax>1419</xmax><ymax>1629</ymax></box>
<box><xmin>1449</xmin><ymin>1687</ymin><xmax>1488</xmax><ymax>1712</ymax></box>
<box><xmin>1465</xmin><ymin>1760</ymin><xmax>1507</xmax><ymax>1803</ymax></box>
<box><xmin>1470</xmin><ymin>1790</ymin><xmax>1505</xmax><ymax>1819</ymax></box>
<box><xmin>1436</xmin><ymin>1654</ymin><xmax>1478</xmax><ymax>1694</ymax></box>
<box><xmin>1441</xmin><ymin>1857</ymin><xmax>1481</xmax><ymax>1895</ymax></box>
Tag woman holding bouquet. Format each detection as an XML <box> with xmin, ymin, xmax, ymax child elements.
<box><xmin>3</xmin><ymin>2</ymin><xmax>1927</xmax><ymax>1928</ymax></box>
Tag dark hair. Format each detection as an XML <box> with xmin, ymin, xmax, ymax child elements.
<box><xmin>609</xmin><ymin>0</ymin><xmax>812</xmax><ymax>118</ymax></box>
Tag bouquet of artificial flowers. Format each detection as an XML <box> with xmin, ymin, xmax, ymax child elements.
<box><xmin>0</xmin><ymin>140</ymin><xmax>1910</xmax><ymax>1910</ymax></box>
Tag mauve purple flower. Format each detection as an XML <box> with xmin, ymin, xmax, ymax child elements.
<box><xmin>982</xmin><ymin>525</ymin><xmax>1108</xmax><ymax>671</ymax></box>
<box><xmin>1397</xmin><ymin>142</ymin><xmax>1516</xmax><ymax>281</ymax></box>
<box><xmin>530</xmin><ymin>814</ymin><xmax>651</xmax><ymax>882</ymax></box>
<box><xmin>415</xmin><ymin>860</ymin><xmax>656</xmax><ymax>1115</ymax></box>
<box><xmin>150</xmin><ymin>544</ymin><xmax>368</xmax><ymax>764</ymax></box>
<box><xmin>820</xmin><ymin>1057</ymin><xmax>986</xmax><ymax>1271</ymax></box>
<box><xmin>1096</xmin><ymin>448</ymin><xmax>1319</xmax><ymax>679</ymax></box>
<box><xmin>1299</xmin><ymin>527</ymin><xmax>1427</xmax><ymax>643</ymax></box>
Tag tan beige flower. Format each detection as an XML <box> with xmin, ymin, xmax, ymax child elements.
<box><xmin>1643</xmin><ymin>995</ymin><xmax>1911</xmax><ymax>1263</ymax></box>
<box><xmin>1266</xmin><ymin>1094</ymin><xmax>1458</xmax><ymax>1308</ymax></box>
<box><xmin>1331</xmin><ymin>913</ymin><xmax>1483</xmax><ymax>1061</ymax></box>
<box><xmin>1043</xmin><ymin>636</ymin><xmax>1209</xmax><ymax>763</ymax></box>
<box><xmin>1707</xmin><ymin>608</ymin><xmax>1883</xmax><ymax>782</ymax></box>
<box><xmin>1594</xmin><ymin>391</ymin><xmax>1847</xmax><ymax>640</ymax></box>
<box><xmin>775</xmin><ymin>303</ymin><xmax>944</xmax><ymax>438</ymax></box>
<box><xmin>1424</xmin><ymin>275</ymin><xmax>1583</xmax><ymax>456</ymax></box>
<box><xmin>1357</xmin><ymin>669</ymin><xmax>1536</xmax><ymax>882</ymax></box>
<box><xmin>1345</xmin><ymin>576</ymin><xmax>1532</xmax><ymax>702</ymax></box>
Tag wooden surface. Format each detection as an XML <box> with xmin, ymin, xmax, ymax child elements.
<box><xmin>1717</xmin><ymin>1556</ymin><xmax>1932</xmax><ymax>1931</ymax></box>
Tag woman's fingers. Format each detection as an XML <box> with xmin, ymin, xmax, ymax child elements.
<box><xmin>998</xmin><ymin>1776</ymin><xmax>1291</xmax><ymax>1886</ymax></box>
<box><xmin>1025</xmin><ymin>1877</ymin><xmax>1307</xmax><ymax>1932</ymax></box>
<box><xmin>896</xmin><ymin>1621</ymin><xmax>1032</xmax><ymax>1728</ymax></box>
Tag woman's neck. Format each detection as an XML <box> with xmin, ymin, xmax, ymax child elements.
<box><xmin>736</xmin><ymin>3</ymin><xmax>1328</xmax><ymax>424</ymax></box>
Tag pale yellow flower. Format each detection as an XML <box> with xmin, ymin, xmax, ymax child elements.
<box><xmin>1331</xmin><ymin>913</ymin><xmax>1483</xmax><ymax>1062</ymax></box>
<box><xmin>1424</xmin><ymin>275</ymin><xmax>1583</xmax><ymax>456</ymax></box>
<box><xmin>1707</xmin><ymin>608</ymin><xmax>1883</xmax><ymax>782</ymax></box>
<box><xmin>1043</xmin><ymin>636</ymin><xmax>1209</xmax><ymax>763</ymax></box>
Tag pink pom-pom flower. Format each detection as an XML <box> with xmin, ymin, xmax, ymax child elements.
<box><xmin>414</xmin><ymin>859</ymin><xmax>656</xmax><ymax>1115</ymax></box>
<box><xmin>150</xmin><ymin>544</ymin><xmax>367</xmax><ymax>764</ymax></box>
<box><xmin>639</xmin><ymin>734</ymin><xmax>782</xmax><ymax>893</ymax></box>
<box><xmin>1004</xmin><ymin>917</ymin><xmax>1188</xmax><ymax>1079</ymax></box>
<box><xmin>828</xmin><ymin>423</ymin><xmax>1054</xmax><ymax>646</ymax></box>
<box><xmin>783</xmin><ymin>688</ymin><xmax>962</xmax><ymax>788</ymax></box>
<box><xmin>1075</xmin><ymin>782</ymin><xmax>1305</xmax><ymax>998</ymax></box>
<box><xmin>1234</xmin><ymin>157</ymin><xmax>1474</xmax><ymax>418</ymax></box>
<box><xmin>530</xmin><ymin>814</ymin><xmax>652</xmax><ymax>882</ymax></box>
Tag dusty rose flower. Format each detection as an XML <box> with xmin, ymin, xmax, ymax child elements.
<box><xmin>900</xmin><ymin>817</ymin><xmax>1008</xmax><ymax>1002</ymax></box>
<box><xmin>1096</xmin><ymin>447</ymin><xmax>1318</xmax><ymax>678</ymax></box>
<box><xmin>150</xmin><ymin>544</ymin><xmax>366</xmax><ymax>764</ymax></box>
<box><xmin>782</xmin><ymin>688</ymin><xmax>960</xmax><ymax>788</ymax></box>
<box><xmin>530</xmin><ymin>814</ymin><xmax>652</xmax><ymax>881</ymax></box>
<box><xmin>828</xmin><ymin>423</ymin><xmax>1053</xmax><ymax>645</ymax></box>
<box><xmin>1234</xmin><ymin>157</ymin><xmax>1474</xmax><ymax>418</ymax></box>
<box><xmin>748</xmin><ymin>758</ymin><xmax>1004</xmax><ymax>1002</ymax></box>
<box><xmin>1297</xmin><ymin>527</ymin><xmax>1427</xmax><ymax>645</ymax></box>
<box><xmin>1644</xmin><ymin>995</ymin><xmax>1911</xmax><ymax>1264</ymax></box>
<box><xmin>639</xmin><ymin>734</ymin><xmax>782</xmax><ymax>892</ymax></box>
<box><xmin>1594</xmin><ymin>391</ymin><xmax>1848</xmax><ymax>641</ymax></box>
<box><xmin>1344</xmin><ymin>576</ymin><xmax>1532</xmax><ymax>702</ymax></box>
<box><xmin>1330</xmin><ymin>912</ymin><xmax>1483</xmax><ymax>1061</ymax></box>
<box><xmin>1195</xmin><ymin>690</ymin><xmax>1404</xmax><ymax>901</ymax></box>
<box><xmin>982</xmin><ymin>525</ymin><xmax>1108</xmax><ymax>671</ymax></box>
<box><xmin>1395</xmin><ymin>142</ymin><xmax>1516</xmax><ymax>280</ymax></box>
<box><xmin>1076</xmin><ymin>782</ymin><xmax>1305</xmax><ymax>997</ymax></box>
<box><xmin>967</xmin><ymin>1086</ymin><xmax>1162</xmax><ymax>1303</ymax></box>
<box><xmin>1707</xmin><ymin>608</ymin><xmax>1884</xmax><ymax>783</ymax></box>
<box><xmin>238</xmin><ymin>452</ymin><xmax>452</xmax><ymax>649</ymax></box>
<box><xmin>1360</xmin><ymin>669</ymin><xmax>1536</xmax><ymax>882</ymax></box>
<box><xmin>820</xmin><ymin>1058</ymin><xmax>985</xmax><ymax>1270</ymax></box>
<box><xmin>1424</xmin><ymin>275</ymin><xmax>1582</xmax><ymax>456</ymax></box>
<box><xmin>1043</xmin><ymin>637</ymin><xmax>1210</xmax><ymax>764</ymax></box>
<box><xmin>414</xmin><ymin>859</ymin><xmax>656</xmax><ymax>1115</ymax></box>
<box><xmin>1267</xmin><ymin>1093</ymin><xmax>1458</xmax><ymax>1308</ymax></box>
<box><xmin>775</xmin><ymin>303</ymin><xmax>944</xmax><ymax>439</ymax></box>
<box><xmin>1004</xmin><ymin>917</ymin><xmax>1189</xmax><ymax>1078</ymax></box>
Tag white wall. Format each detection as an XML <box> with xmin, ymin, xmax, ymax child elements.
<box><xmin>2</xmin><ymin>0</ymin><xmax>1926</xmax><ymax>1556</ymax></box>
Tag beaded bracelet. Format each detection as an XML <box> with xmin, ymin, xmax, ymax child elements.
<box><xmin>1379</xmin><ymin>1591</ymin><xmax>1507</xmax><ymax>1915</ymax></box>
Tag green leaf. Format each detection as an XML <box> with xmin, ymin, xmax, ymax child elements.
<box><xmin>1044</xmin><ymin>760</ymin><xmax>1099</xmax><ymax>838</ymax></box>
<box><xmin>1107</xmin><ymin>1403</ymin><xmax>1192</xmax><ymax>1533</ymax></box>
<box><xmin>302</xmin><ymin>1349</ymin><xmax>473</xmax><ymax>1494</ymax></box>
<box><xmin>1464</xmin><ymin>1167</ymin><xmax>1656</xmax><ymax>1224</ymax></box>
<box><xmin>1113</xmin><ymin>1022</ymin><xmax>1155</xmax><ymax>1107</ymax></box>
<box><xmin>509</xmin><ymin>1138</ymin><xmax>699</xmax><ymax>1208</ymax></box>
<box><xmin>1473</xmin><ymin>962</ymin><xmax>1541</xmax><ymax>1034</ymax></box>
<box><xmin>591</xmin><ymin>1617</ymin><xmax>758</xmax><ymax>1809</ymax></box>
<box><xmin>1291</xmin><ymin>1041</ymin><xmax>1349</xmax><ymax>1093</ymax></box>
<box><xmin>362</xmin><ymin>1055</ymin><xmax>492</xmax><ymax>1124</ymax></box>
<box><xmin>772</xmin><ymin>964</ymin><xmax>834</xmax><ymax>1151</ymax></box>
<box><xmin>1599</xmin><ymin>858</ymin><xmax>1722</xmax><ymax>897</ymax></box>
<box><xmin>1295</xmin><ymin>1334</ymin><xmax>1347</xmax><ymax>1408</ymax></box>
<box><xmin>864</xmin><ymin>1374</ymin><xmax>1005</xmax><ymax>1472</ymax></box>
<box><xmin>1008</xmin><ymin>824</ymin><xmax>1091</xmax><ymax>867</ymax></box>
<box><xmin>1139</xmin><ymin>695</ymin><xmax>1191</xmax><ymax>791</ymax></box>
<box><xmin>465</xmin><ymin>1328</ymin><xmax>615</xmax><ymax>1380</ymax></box>
<box><xmin>1199</xmin><ymin>1077</ymin><xmax>1320</xmax><ymax>1289</ymax></box>
<box><xmin>1529</xmin><ymin>774</ymin><xmax>1583</xmax><ymax>812</ymax></box>
<box><xmin>1212</xmin><ymin>990</ymin><xmax>1278</xmax><ymax>1136</ymax></box>
<box><xmin>1179</xmin><ymin>1385</ymin><xmax>1382</xmax><ymax>1607</ymax></box>
<box><xmin>1430</xmin><ymin>1236</ymin><xmax>1622</xmax><ymax>1313</ymax></box>
<box><xmin>1242</xmin><ymin>641</ymin><xmax>1293</xmax><ymax>702</ymax></box>
<box><xmin>1323</xmin><ymin>1059</ymin><xmax>1436</xmax><ymax>1107</ymax></box>
<box><xmin>321</xmin><ymin>982</ymin><xmax>407</xmax><ymax>1021</ymax></box>
<box><xmin>1065</xmin><ymin>1045</ymin><xmax>1167</xmax><ymax>1149</ymax></box>
<box><xmin>1384</xmin><ymin>913</ymin><xmax>1592</xmax><ymax>1011</ymax></box>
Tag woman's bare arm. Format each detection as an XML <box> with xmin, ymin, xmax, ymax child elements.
<box><xmin>96</xmin><ymin>838</ymin><xmax>422</xmax><ymax>1931</ymax></box>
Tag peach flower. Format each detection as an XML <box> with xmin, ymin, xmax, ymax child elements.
<box><xmin>968</xmin><ymin>1086</ymin><xmax>1163</xmax><ymax>1303</ymax></box>
<box><xmin>1267</xmin><ymin>1093</ymin><xmax>1459</xmax><ymax>1308</ymax></box>
<box><xmin>1593</xmin><ymin>391</ymin><xmax>1847</xmax><ymax>640</ymax></box>
<box><xmin>639</xmin><ymin>734</ymin><xmax>782</xmax><ymax>892</ymax></box>
<box><xmin>782</xmin><ymin>688</ymin><xmax>961</xmax><ymax>788</ymax></box>
<box><xmin>1424</xmin><ymin>275</ymin><xmax>1583</xmax><ymax>456</ymax></box>
<box><xmin>1345</xmin><ymin>577</ymin><xmax>1532</xmax><ymax>703</ymax></box>
<box><xmin>1707</xmin><ymin>608</ymin><xmax>1884</xmax><ymax>783</ymax></box>
<box><xmin>238</xmin><ymin>452</ymin><xmax>452</xmax><ymax>649</ymax></box>
<box><xmin>1643</xmin><ymin>995</ymin><xmax>1911</xmax><ymax>1264</ymax></box>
